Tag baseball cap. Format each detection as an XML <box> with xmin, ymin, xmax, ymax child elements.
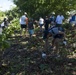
<box><xmin>52</xmin><ymin>12</ymin><xmax>55</xmax><ymax>15</ymax></box>
<box><xmin>24</xmin><ymin>12</ymin><xmax>27</xmax><ymax>15</ymax></box>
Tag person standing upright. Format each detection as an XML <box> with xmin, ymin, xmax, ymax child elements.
<box><xmin>70</xmin><ymin>14</ymin><xmax>76</xmax><ymax>26</ymax></box>
<box><xmin>56</xmin><ymin>13</ymin><xmax>64</xmax><ymax>27</ymax></box>
<box><xmin>20</xmin><ymin>12</ymin><xmax>28</xmax><ymax>36</ymax></box>
<box><xmin>44</xmin><ymin>16</ymin><xmax>49</xmax><ymax>30</ymax></box>
<box><xmin>39</xmin><ymin>17</ymin><xmax>44</xmax><ymax>32</ymax></box>
<box><xmin>28</xmin><ymin>18</ymin><xmax>34</xmax><ymax>38</ymax></box>
<box><xmin>49</xmin><ymin>12</ymin><xmax>55</xmax><ymax>27</ymax></box>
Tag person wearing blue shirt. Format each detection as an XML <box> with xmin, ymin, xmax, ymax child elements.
<box><xmin>70</xmin><ymin>14</ymin><xmax>76</xmax><ymax>26</ymax></box>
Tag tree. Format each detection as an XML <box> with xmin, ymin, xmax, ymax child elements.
<box><xmin>12</xmin><ymin>0</ymin><xmax>76</xmax><ymax>19</ymax></box>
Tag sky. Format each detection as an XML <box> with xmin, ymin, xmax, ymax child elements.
<box><xmin>0</xmin><ymin>0</ymin><xmax>16</xmax><ymax>11</ymax></box>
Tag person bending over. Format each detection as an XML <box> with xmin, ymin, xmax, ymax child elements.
<box><xmin>43</xmin><ymin>26</ymin><xmax>65</xmax><ymax>55</ymax></box>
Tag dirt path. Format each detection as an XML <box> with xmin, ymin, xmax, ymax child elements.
<box><xmin>1</xmin><ymin>33</ymin><xmax>76</xmax><ymax>75</ymax></box>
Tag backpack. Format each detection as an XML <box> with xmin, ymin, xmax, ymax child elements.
<box><xmin>43</xmin><ymin>26</ymin><xmax>55</xmax><ymax>39</ymax></box>
<box><xmin>49</xmin><ymin>26</ymin><xmax>64</xmax><ymax>36</ymax></box>
<box><xmin>43</xmin><ymin>26</ymin><xmax>64</xmax><ymax>39</ymax></box>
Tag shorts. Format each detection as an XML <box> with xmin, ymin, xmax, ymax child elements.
<box><xmin>28</xmin><ymin>29</ymin><xmax>34</xmax><ymax>35</ymax></box>
<box><xmin>21</xmin><ymin>24</ymin><xmax>27</xmax><ymax>28</ymax></box>
<box><xmin>39</xmin><ymin>24</ymin><xmax>44</xmax><ymax>27</ymax></box>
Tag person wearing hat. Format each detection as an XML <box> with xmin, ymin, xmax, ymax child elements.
<box><xmin>20</xmin><ymin>12</ymin><xmax>28</xmax><ymax>36</ymax></box>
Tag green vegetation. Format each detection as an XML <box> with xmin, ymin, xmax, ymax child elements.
<box><xmin>0</xmin><ymin>18</ymin><xmax>76</xmax><ymax>75</ymax></box>
<box><xmin>0</xmin><ymin>0</ymin><xmax>76</xmax><ymax>75</ymax></box>
<box><xmin>13</xmin><ymin>0</ymin><xmax>76</xmax><ymax>18</ymax></box>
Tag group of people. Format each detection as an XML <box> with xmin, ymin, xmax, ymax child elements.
<box><xmin>20</xmin><ymin>12</ymin><xmax>76</xmax><ymax>56</ymax></box>
<box><xmin>19</xmin><ymin>12</ymin><xmax>66</xmax><ymax>54</ymax></box>
<box><xmin>0</xmin><ymin>11</ymin><xmax>75</xmax><ymax>57</ymax></box>
<box><xmin>20</xmin><ymin>12</ymin><xmax>65</xmax><ymax>35</ymax></box>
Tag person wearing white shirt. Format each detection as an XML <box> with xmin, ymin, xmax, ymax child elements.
<box><xmin>39</xmin><ymin>17</ymin><xmax>44</xmax><ymax>32</ymax></box>
<box><xmin>20</xmin><ymin>12</ymin><xmax>28</xmax><ymax>36</ymax></box>
<box><xmin>56</xmin><ymin>14</ymin><xmax>64</xmax><ymax>27</ymax></box>
<box><xmin>1</xmin><ymin>22</ymin><xmax>5</xmax><ymax>29</ymax></box>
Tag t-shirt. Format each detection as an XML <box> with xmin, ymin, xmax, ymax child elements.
<box><xmin>39</xmin><ymin>18</ymin><xmax>44</xmax><ymax>24</ymax></box>
<box><xmin>20</xmin><ymin>15</ymin><xmax>27</xmax><ymax>25</ymax></box>
<box><xmin>56</xmin><ymin>15</ymin><xmax>64</xmax><ymax>24</ymax></box>
<box><xmin>49</xmin><ymin>27</ymin><xmax>59</xmax><ymax>35</ymax></box>
<box><xmin>49</xmin><ymin>27</ymin><xmax>64</xmax><ymax>36</ymax></box>
<box><xmin>1</xmin><ymin>22</ymin><xmax>4</xmax><ymax>26</ymax></box>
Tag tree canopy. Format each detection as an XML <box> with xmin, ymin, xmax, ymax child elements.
<box><xmin>12</xmin><ymin>0</ymin><xmax>76</xmax><ymax>19</ymax></box>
